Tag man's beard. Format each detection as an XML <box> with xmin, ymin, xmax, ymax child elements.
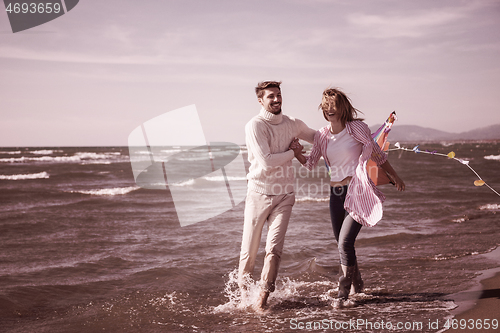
<box><xmin>268</xmin><ymin>104</ymin><xmax>282</xmax><ymax>114</ymax></box>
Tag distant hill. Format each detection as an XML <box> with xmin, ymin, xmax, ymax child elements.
<box><xmin>369</xmin><ymin>124</ymin><xmax>500</xmax><ymax>142</ymax></box>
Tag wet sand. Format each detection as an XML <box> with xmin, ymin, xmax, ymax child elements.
<box><xmin>448</xmin><ymin>272</ymin><xmax>500</xmax><ymax>332</ymax></box>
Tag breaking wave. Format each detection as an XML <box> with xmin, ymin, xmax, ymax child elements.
<box><xmin>0</xmin><ymin>172</ymin><xmax>50</xmax><ymax>180</ymax></box>
<box><xmin>70</xmin><ymin>186</ymin><xmax>139</xmax><ymax>196</ymax></box>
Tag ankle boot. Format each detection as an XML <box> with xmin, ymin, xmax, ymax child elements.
<box><xmin>338</xmin><ymin>265</ymin><xmax>355</xmax><ymax>300</ymax></box>
<box><xmin>350</xmin><ymin>262</ymin><xmax>364</xmax><ymax>294</ymax></box>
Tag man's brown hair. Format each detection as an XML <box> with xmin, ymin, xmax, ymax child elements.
<box><xmin>255</xmin><ymin>81</ymin><xmax>282</xmax><ymax>98</ymax></box>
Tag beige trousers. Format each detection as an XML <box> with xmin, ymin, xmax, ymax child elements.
<box><xmin>238</xmin><ymin>189</ymin><xmax>295</xmax><ymax>293</ymax></box>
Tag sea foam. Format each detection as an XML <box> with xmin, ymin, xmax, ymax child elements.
<box><xmin>484</xmin><ymin>154</ymin><xmax>500</xmax><ymax>161</ymax></box>
<box><xmin>31</xmin><ymin>150</ymin><xmax>61</xmax><ymax>155</ymax></box>
<box><xmin>71</xmin><ymin>186</ymin><xmax>139</xmax><ymax>196</ymax></box>
<box><xmin>0</xmin><ymin>152</ymin><xmax>124</xmax><ymax>164</ymax></box>
<box><xmin>0</xmin><ymin>172</ymin><xmax>49</xmax><ymax>180</ymax></box>
<box><xmin>204</xmin><ymin>176</ymin><xmax>247</xmax><ymax>182</ymax></box>
<box><xmin>479</xmin><ymin>203</ymin><xmax>500</xmax><ymax>211</ymax></box>
<box><xmin>296</xmin><ymin>196</ymin><xmax>329</xmax><ymax>203</ymax></box>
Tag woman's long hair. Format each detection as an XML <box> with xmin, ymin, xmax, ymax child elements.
<box><xmin>319</xmin><ymin>88</ymin><xmax>364</xmax><ymax>126</ymax></box>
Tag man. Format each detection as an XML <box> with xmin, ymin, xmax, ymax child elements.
<box><xmin>238</xmin><ymin>81</ymin><xmax>315</xmax><ymax>311</ymax></box>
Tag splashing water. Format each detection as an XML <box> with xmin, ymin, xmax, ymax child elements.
<box><xmin>214</xmin><ymin>269</ymin><xmax>343</xmax><ymax>313</ymax></box>
<box><xmin>213</xmin><ymin>269</ymin><xmax>263</xmax><ymax>312</ymax></box>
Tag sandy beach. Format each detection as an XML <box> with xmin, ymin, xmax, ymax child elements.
<box><xmin>448</xmin><ymin>248</ymin><xmax>500</xmax><ymax>333</ymax></box>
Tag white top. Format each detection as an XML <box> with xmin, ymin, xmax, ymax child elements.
<box><xmin>325</xmin><ymin>127</ymin><xmax>363</xmax><ymax>182</ymax></box>
<box><xmin>303</xmin><ymin>121</ymin><xmax>388</xmax><ymax>227</ymax></box>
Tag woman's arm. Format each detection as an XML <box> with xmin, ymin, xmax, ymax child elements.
<box><xmin>288</xmin><ymin>130</ymin><xmax>323</xmax><ymax>170</ymax></box>
<box><xmin>289</xmin><ymin>138</ymin><xmax>307</xmax><ymax>165</ymax></box>
<box><xmin>380</xmin><ymin>160</ymin><xmax>405</xmax><ymax>191</ymax></box>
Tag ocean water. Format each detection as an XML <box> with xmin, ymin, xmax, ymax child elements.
<box><xmin>0</xmin><ymin>142</ymin><xmax>499</xmax><ymax>333</ymax></box>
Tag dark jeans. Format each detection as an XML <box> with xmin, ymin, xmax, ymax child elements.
<box><xmin>329</xmin><ymin>185</ymin><xmax>362</xmax><ymax>266</ymax></box>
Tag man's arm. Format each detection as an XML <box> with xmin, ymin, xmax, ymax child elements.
<box><xmin>246</xmin><ymin>121</ymin><xmax>294</xmax><ymax>169</ymax></box>
<box><xmin>295</xmin><ymin>119</ymin><xmax>316</xmax><ymax>144</ymax></box>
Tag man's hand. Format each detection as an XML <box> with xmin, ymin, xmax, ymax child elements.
<box><xmin>289</xmin><ymin>138</ymin><xmax>304</xmax><ymax>156</ymax></box>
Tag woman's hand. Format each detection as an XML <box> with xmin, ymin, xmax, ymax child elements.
<box><xmin>289</xmin><ymin>138</ymin><xmax>307</xmax><ymax>165</ymax></box>
<box><xmin>289</xmin><ymin>138</ymin><xmax>304</xmax><ymax>156</ymax></box>
<box><xmin>381</xmin><ymin>161</ymin><xmax>405</xmax><ymax>191</ymax></box>
<box><xmin>388</xmin><ymin>173</ymin><xmax>405</xmax><ymax>191</ymax></box>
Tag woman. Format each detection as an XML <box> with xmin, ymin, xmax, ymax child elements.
<box><xmin>290</xmin><ymin>88</ymin><xmax>405</xmax><ymax>307</ymax></box>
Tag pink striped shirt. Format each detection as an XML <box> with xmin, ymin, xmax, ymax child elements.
<box><xmin>304</xmin><ymin>120</ymin><xmax>388</xmax><ymax>227</ymax></box>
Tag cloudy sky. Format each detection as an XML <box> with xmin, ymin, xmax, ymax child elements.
<box><xmin>1</xmin><ymin>0</ymin><xmax>499</xmax><ymax>147</ymax></box>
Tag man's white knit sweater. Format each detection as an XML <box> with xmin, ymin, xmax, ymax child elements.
<box><xmin>245</xmin><ymin>108</ymin><xmax>315</xmax><ymax>195</ymax></box>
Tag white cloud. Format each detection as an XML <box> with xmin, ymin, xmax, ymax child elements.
<box><xmin>102</xmin><ymin>24</ymin><xmax>134</xmax><ymax>45</ymax></box>
<box><xmin>347</xmin><ymin>8</ymin><xmax>465</xmax><ymax>39</ymax></box>
<box><xmin>0</xmin><ymin>45</ymin><xmax>162</xmax><ymax>64</ymax></box>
